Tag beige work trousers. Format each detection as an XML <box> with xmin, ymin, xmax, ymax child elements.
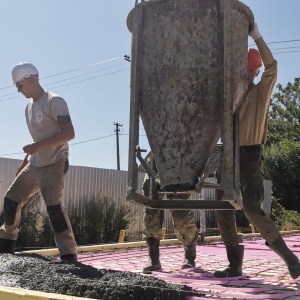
<box><xmin>0</xmin><ymin>158</ymin><xmax>77</xmax><ymax>256</ymax></box>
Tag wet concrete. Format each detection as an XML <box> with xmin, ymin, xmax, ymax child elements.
<box><xmin>0</xmin><ymin>253</ymin><xmax>196</xmax><ymax>299</ymax></box>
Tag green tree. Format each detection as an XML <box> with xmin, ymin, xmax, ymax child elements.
<box><xmin>263</xmin><ymin>140</ymin><xmax>300</xmax><ymax>211</ymax></box>
<box><xmin>267</xmin><ymin>77</ymin><xmax>300</xmax><ymax>146</ymax></box>
<box><xmin>269</xmin><ymin>197</ymin><xmax>300</xmax><ymax>228</ymax></box>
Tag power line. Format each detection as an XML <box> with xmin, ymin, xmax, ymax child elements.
<box><xmin>0</xmin><ymin>134</ymin><xmax>115</xmax><ymax>157</ymax></box>
<box><xmin>0</xmin><ymin>68</ymin><xmax>129</xmax><ymax>102</ymax></box>
<box><xmin>0</xmin><ymin>94</ymin><xmax>22</xmax><ymax>102</ymax></box>
<box><xmin>268</xmin><ymin>39</ymin><xmax>300</xmax><ymax>45</ymax></box>
<box><xmin>70</xmin><ymin>134</ymin><xmax>115</xmax><ymax>145</ymax></box>
<box><xmin>0</xmin><ymin>63</ymin><xmax>128</xmax><ymax>99</ymax></box>
<box><xmin>250</xmin><ymin>38</ymin><xmax>300</xmax><ymax>47</ymax></box>
<box><xmin>0</xmin><ymin>133</ymin><xmax>149</xmax><ymax>158</ymax></box>
<box><xmin>39</xmin><ymin>68</ymin><xmax>129</xmax><ymax>90</ymax></box>
<box><xmin>41</xmin><ymin>57</ymin><xmax>122</xmax><ymax>80</ymax></box>
<box><xmin>273</xmin><ymin>50</ymin><xmax>300</xmax><ymax>55</ymax></box>
<box><xmin>0</xmin><ymin>152</ymin><xmax>24</xmax><ymax>157</ymax></box>
<box><xmin>45</xmin><ymin>63</ymin><xmax>128</xmax><ymax>87</ymax></box>
<box><xmin>271</xmin><ymin>45</ymin><xmax>300</xmax><ymax>51</ymax></box>
<box><xmin>0</xmin><ymin>56</ymin><xmax>123</xmax><ymax>91</ymax></box>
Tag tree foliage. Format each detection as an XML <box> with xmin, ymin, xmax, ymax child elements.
<box><xmin>267</xmin><ymin>77</ymin><xmax>300</xmax><ymax>146</ymax></box>
<box><xmin>263</xmin><ymin>140</ymin><xmax>300</xmax><ymax>211</ymax></box>
<box><xmin>263</xmin><ymin>77</ymin><xmax>300</xmax><ymax>213</ymax></box>
<box><xmin>270</xmin><ymin>197</ymin><xmax>300</xmax><ymax>228</ymax></box>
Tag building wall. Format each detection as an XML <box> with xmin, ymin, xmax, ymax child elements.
<box><xmin>0</xmin><ymin>157</ymin><xmax>271</xmax><ymax>240</ymax></box>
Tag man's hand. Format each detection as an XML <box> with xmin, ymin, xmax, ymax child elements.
<box><xmin>23</xmin><ymin>142</ymin><xmax>41</xmax><ymax>155</ymax></box>
<box><xmin>249</xmin><ymin>22</ymin><xmax>262</xmax><ymax>41</ymax></box>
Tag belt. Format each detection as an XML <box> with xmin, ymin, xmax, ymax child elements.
<box><xmin>240</xmin><ymin>145</ymin><xmax>261</xmax><ymax>153</ymax></box>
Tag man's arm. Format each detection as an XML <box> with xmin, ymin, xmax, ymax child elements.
<box><xmin>249</xmin><ymin>22</ymin><xmax>274</xmax><ymax>66</ymax></box>
<box><xmin>23</xmin><ymin>116</ymin><xmax>75</xmax><ymax>155</ymax></box>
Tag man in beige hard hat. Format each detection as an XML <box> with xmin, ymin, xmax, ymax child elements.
<box><xmin>0</xmin><ymin>62</ymin><xmax>77</xmax><ymax>262</ymax></box>
<box><xmin>214</xmin><ymin>22</ymin><xmax>300</xmax><ymax>279</ymax></box>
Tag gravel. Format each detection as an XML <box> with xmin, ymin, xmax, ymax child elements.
<box><xmin>0</xmin><ymin>253</ymin><xmax>197</xmax><ymax>299</ymax></box>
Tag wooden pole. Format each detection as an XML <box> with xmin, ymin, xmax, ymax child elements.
<box><xmin>118</xmin><ymin>230</ymin><xmax>126</xmax><ymax>243</ymax></box>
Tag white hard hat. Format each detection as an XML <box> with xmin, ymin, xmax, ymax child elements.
<box><xmin>12</xmin><ymin>62</ymin><xmax>39</xmax><ymax>84</ymax></box>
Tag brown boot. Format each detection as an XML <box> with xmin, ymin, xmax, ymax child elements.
<box><xmin>266</xmin><ymin>236</ymin><xmax>300</xmax><ymax>279</ymax></box>
<box><xmin>214</xmin><ymin>245</ymin><xmax>244</xmax><ymax>277</ymax></box>
<box><xmin>0</xmin><ymin>238</ymin><xmax>16</xmax><ymax>254</ymax></box>
<box><xmin>181</xmin><ymin>243</ymin><xmax>196</xmax><ymax>269</ymax></box>
<box><xmin>143</xmin><ymin>237</ymin><xmax>161</xmax><ymax>274</ymax></box>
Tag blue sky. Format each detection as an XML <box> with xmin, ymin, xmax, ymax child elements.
<box><xmin>0</xmin><ymin>0</ymin><xmax>299</xmax><ymax>171</ymax></box>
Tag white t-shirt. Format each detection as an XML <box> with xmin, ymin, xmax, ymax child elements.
<box><xmin>25</xmin><ymin>91</ymin><xmax>70</xmax><ymax>167</ymax></box>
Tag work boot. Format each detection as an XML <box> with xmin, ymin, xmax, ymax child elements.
<box><xmin>214</xmin><ymin>245</ymin><xmax>244</xmax><ymax>277</ymax></box>
<box><xmin>266</xmin><ymin>236</ymin><xmax>300</xmax><ymax>279</ymax></box>
<box><xmin>143</xmin><ymin>237</ymin><xmax>161</xmax><ymax>274</ymax></box>
<box><xmin>60</xmin><ymin>254</ymin><xmax>78</xmax><ymax>263</ymax></box>
<box><xmin>0</xmin><ymin>238</ymin><xmax>16</xmax><ymax>254</ymax></box>
<box><xmin>181</xmin><ymin>243</ymin><xmax>196</xmax><ymax>269</ymax></box>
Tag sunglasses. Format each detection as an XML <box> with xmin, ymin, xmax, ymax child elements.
<box><xmin>16</xmin><ymin>78</ymin><xmax>30</xmax><ymax>89</ymax></box>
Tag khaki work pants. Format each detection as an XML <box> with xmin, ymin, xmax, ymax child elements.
<box><xmin>0</xmin><ymin>158</ymin><xmax>77</xmax><ymax>256</ymax></box>
<box><xmin>142</xmin><ymin>178</ymin><xmax>199</xmax><ymax>245</ymax></box>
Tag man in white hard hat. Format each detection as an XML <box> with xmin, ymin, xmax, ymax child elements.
<box><xmin>0</xmin><ymin>62</ymin><xmax>77</xmax><ymax>262</ymax></box>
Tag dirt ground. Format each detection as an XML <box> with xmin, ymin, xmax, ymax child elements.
<box><xmin>0</xmin><ymin>253</ymin><xmax>197</xmax><ymax>300</ymax></box>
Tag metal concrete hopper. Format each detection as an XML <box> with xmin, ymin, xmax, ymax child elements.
<box><xmin>126</xmin><ymin>0</ymin><xmax>254</xmax><ymax>210</ymax></box>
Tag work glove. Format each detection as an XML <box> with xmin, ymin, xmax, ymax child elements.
<box><xmin>249</xmin><ymin>22</ymin><xmax>262</xmax><ymax>41</ymax></box>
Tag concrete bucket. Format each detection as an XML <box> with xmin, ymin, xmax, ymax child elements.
<box><xmin>127</xmin><ymin>0</ymin><xmax>254</xmax><ymax>210</ymax></box>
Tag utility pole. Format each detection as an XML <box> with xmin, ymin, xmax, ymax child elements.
<box><xmin>114</xmin><ymin>122</ymin><xmax>123</xmax><ymax>170</ymax></box>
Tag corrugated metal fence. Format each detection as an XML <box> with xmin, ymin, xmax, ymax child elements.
<box><xmin>0</xmin><ymin>157</ymin><xmax>271</xmax><ymax>241</ymax></box>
